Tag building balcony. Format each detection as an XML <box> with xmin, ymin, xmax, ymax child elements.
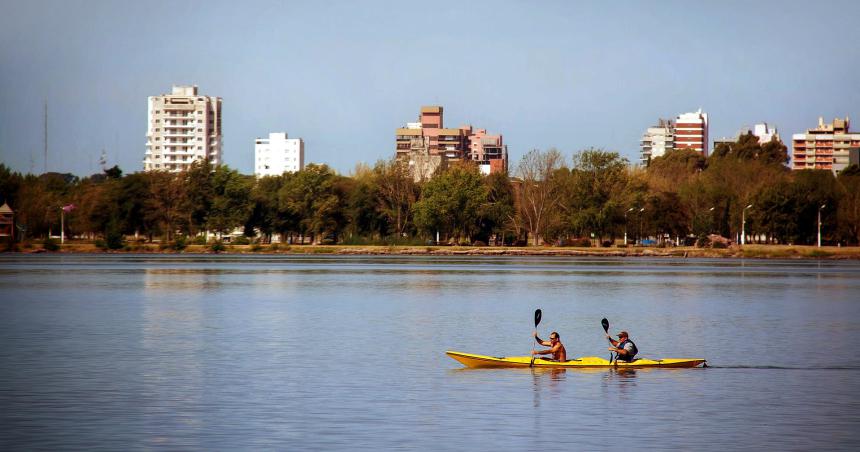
<box><xmin>163</xmin><ymin>105</ymin><xmax>195</xmax><ymax>111</ymax></box>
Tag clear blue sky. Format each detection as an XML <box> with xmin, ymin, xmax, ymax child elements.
<box><xmin>1</xmin><ymin>0</ymin><xmax>859</xmax><ymax>176</ymax></box>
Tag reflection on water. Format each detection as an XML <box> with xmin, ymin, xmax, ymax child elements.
<box><xmin>141</xmin><ymin>273</ymin><xmax>206</xmax><ymax>449</ymax></box>
<box><xmin>0</xmin><ymin>255</ymin><xmax>859</xmax><ymax>450</ymax></box>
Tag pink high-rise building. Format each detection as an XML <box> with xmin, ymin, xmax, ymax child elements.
<box><xmin>395</xmin><ymin>106</ymin><xmax>508</xmax><ymax>178</ymax></box>
<box><xmin>467</xmin><ymin>129</ymin><xmax>508</xmax><ymax>175</ymax></box>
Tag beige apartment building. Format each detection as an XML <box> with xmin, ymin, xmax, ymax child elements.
<box><xmin>792</xmin><ymin>117</ymin><xmax>860</xmax><ymax>173</ymax></box>
<box><xmin>143</xmin><ymin>85</ymin><xmax>222</xmax><ymax>172</ymax></box>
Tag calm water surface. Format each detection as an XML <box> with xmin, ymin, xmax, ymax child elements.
<box><xmin>1</xmin><ymin>254</ymin><xmax>859</xmax><ymax>450</ymax></box>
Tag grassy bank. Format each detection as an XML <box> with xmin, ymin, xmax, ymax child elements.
<box><xmin>9</xmin><ymin>242</ymin><xmax>860</xmax><ymax>260</ymax></box>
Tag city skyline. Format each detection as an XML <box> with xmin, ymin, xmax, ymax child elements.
<box><xmin>1</xmin><ymin>0</ymin><xmax>859</xmax><ymax>177</ymax></box>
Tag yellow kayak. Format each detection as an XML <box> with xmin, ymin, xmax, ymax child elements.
<box><xmin>446</xmin><ymin>351</ymin><xmax>706</xmax><ymax>369</ymax></box>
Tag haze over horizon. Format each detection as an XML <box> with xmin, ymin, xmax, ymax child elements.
<box><xmin>1</xmin><ymin>0</ymin><xmax>859</xmax><ymax>177</ymax></box>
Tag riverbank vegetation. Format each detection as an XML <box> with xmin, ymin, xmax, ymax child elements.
<box><xmin>1</xmin><ymin>132</ymin><xmax>859</xmax><ymax>250</ymax></box>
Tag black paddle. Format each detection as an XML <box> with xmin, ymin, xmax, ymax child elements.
<box><xmin>601</xmin><ymin>318</ymin><xmax>614</xmax><ymax>365</ymax></box>
<box><xmin>530</xmin><ymin>309</ymin><xmax>542</xmax><ymax>368</ymax></box>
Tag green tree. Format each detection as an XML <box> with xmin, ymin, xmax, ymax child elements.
<box><xmin>207</xmin><ymin>166</ymin><xmax>253</xmax><ymax>237</ymax></box>
<box><xmin>754</xmin><ymin>178</ymin><xmax>798</xmax><ymax>244</ymax></box>
<box><xmin>373</xmin><ymin>159</ymin><xmax>418</xmax><ymax>237</ymax></box>
<box><xmin>476</xmin><ymin>171</ymin><xmax>515</xmax><ymax>244</ymax></box>
<box><xmin>147</xmin><ymin>171</ymin><xmax>185</xmax><ymax>241</ymax></box>
<box><xmin>344</xmin><ymin>165</ymin><xmax>385</xmax><ymax>240</ymax></box>
<box><xmin>279</xmin><ymin>164</ymin><xmax>344</xmax><ymax>243</ymax></box>
<box><xmin>555</xmin><ymin>148</ymin><xmax>629</xmax><ymax>243</ymax></box>
<box><xmin>647</xmin><ymin>148</ymin><xmax>706</xmax><ymax>193</ymax></box>
<box><xmin>0</xmin><ymin>164</ymin><xmax>23</xmax><ymax>207</ymax></box>
<box><xmin>837</xmin><ymin>165</ymin><xmax>860</xmax><ymax>244</ymax></box>
<box><xmin>179</xmin><ymin>161</ymin><xmax>214</xmax><ymax>236</ymax></box>
<box><xmin>118</xmin><ymin>172</ymin><xmax>156</xmax><ymax>240</ymax></box>
<box><xmin>643</xmin><ymin>191</ymin><xmax>690</xmax><ymax>243</ymax></box>
<box><xmin>790</xmin><ymin>170</ymin><xmax>839</xmax><ymax>244</ymax></box>
<box><xmin>515</xmin><ymin>148</ymin><xmax>565</xmax><ymax>245</ymax></box>
<box><xmin>413</xmin><ymin>163</ymin><xmax>488</xmax><ymax>243</ymax></box>
<box><xmin>246</xmin><ymin>175</ymin><xmax>285</xmax><ymax>242</ymax></box>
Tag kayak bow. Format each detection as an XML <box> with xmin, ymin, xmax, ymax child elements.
<box><xmin>446</xmin><ymin>351</ymin><xmax>705</xmax><ymax>369</ymax></box>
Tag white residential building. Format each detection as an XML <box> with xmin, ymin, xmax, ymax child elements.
<box><xmin>255</xmin><ymin>133</ymin><xmax>305</xmax><ymax>177</ymax></box>
<box><xmin>143</xmin><ymin>85</ymin><xmax>222</xmax><ymax>172</ymax></box>
<box><xmin>752</xmin><ymin>123</ymin><xmax>779</xmax><ymax>144</ymax></box>
<box><xmin>713</xmin><ymin>122</ymin><xmax>781</xmax><ymax>150</ymax></box>
<box><xmin>640</xmin><ymin>119</ymin><xmax>674</xmax><ymax>164</ymax></box>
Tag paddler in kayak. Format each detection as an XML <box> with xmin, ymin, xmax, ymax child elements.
<box><xmin>606</xmin><ymin>330</ymin><xmax>638</xmax><ymax>362</ymax></box>
<box><xmin>532</xmin><ymin>331</ymin><xmax>567</xmax><ymax>362</ymax></box>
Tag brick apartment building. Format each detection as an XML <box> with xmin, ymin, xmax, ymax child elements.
<box><xmin>395</xmin><ymin>106</ymin><xmax>508</xmax><ymax>180</ymax></box>
<box><xmin>792</xmin><ymin>117</ymin><xmax>860</xmax><ymax>173</ymax></box>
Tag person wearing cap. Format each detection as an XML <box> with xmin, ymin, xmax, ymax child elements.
<box><xmin>606</xmin><ymin>330</ymin><xmax>638</xmax><ymax>362</ymax></box>
<box><xmin>532</xmin><ymin>331</ymin><xmax>567</xmax><ymax>362</ymax></box>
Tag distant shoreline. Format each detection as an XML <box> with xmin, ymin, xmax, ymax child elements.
<box><xmin>10</xmin><ymin>243</ymin><xmax>860</xmax><ymax>260</ymax></box>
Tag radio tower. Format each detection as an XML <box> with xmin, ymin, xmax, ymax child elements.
<box><xmin>43</xmin><ymin>100</ymin><xmax>48</xmax><ymax>174</ymax></box>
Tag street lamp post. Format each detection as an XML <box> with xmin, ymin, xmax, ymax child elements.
<box><xmin>741</xmin><ymin>204</ymin><xmax>753</xmax><ymax>245</ymax></box>
<box><xmin>624</xmin><ymin>207</ymin><xmax>634</xmax><ymax>246</ymax></box>
<box><xmin>818</xmin><ymin>204</ymin><xmax>826</xmax><ymax>247</ymax></box>
<box><xmin>637</xmin><ymin>207</ymin><xmax>645</xmax><ymax>245</ymax></box>
<box><xmin>704</xmin><ymin>206</ymin><xmax>715</xmax><ymax>236</ymax></box>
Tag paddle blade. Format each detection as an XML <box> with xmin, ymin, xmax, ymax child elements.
<box><xmin>601</xmin><ymin>318</ymin><xmax>609</xmax><ymax>333</ymax></box>
<box><xmin>534</xmin><ymin>309</ymin><xmax>542</xmax><ymax>328</ymax></box>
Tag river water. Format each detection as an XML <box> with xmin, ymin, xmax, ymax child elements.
<box><xmin>1</xmin><ymin>254</ymin><xmax>859</xmax><ymax>450</ymax></box>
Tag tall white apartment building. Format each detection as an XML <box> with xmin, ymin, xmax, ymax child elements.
<box><xmin>255</xmin><ymin>133</ymin><xmax>305</xmax><ymax>177</ymax></box>
<box><xmin>675</xmin><ymin>109</ymin><xmax>709</xmax><ymax>157</ymax></box>
<box><xmin>640</xmin><ymin>119</ymin><xmax>675</xmax><ymax>164</ymax></box>
<box><xmin>143</xmin><ymin>85</ymin><xmax>222</xmax><ymax>172</ymax></box>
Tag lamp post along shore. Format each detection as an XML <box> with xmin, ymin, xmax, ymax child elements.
<box><xmin>741</xmin><ymin>204</ymin><xmax>753</xmax><ymax>246</ymax></box>
<box><xmin>624</xmin><ymin>207</ymin><xmax>634</xmax><ymax>246</ymax></box>
<box><xmin>818</xmin><ymin>204</ymin><xmax>826</xmax><ymax>247</ymax></box>
<box><xmin>708</xmin><ymin>207</ymin><xmax>715</xmax><ymax>236</ymax></box>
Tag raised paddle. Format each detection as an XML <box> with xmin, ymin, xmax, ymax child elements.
<box><xmin>602</xmin><ymin>318</ymin><xmax>614</xmax><ymax>365</ymax></box>
<box><xmin>530</xmin><ymin>309</ymin><xmax>542</xmax><ymax>368</ymax></box>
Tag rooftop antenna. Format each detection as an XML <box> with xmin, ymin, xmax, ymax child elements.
<box><xmin>114</xmin><ymin>132</ymin><xmax>119</xmax><ymax>171</ymax></box>
<box><xmin>99</xmin><ymin>149</ymin><xmax>107</xmax><ymax>171</ymax></box>
<box><xmin>43</xmin><ymin>100</ymin><xmax>48</xmax><ymax>174</ymax></box>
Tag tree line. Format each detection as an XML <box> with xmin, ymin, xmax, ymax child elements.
<box><xmin>1</xmin><ymin>132</ymin><xmax>859</xmax><ymax>247</ymax></box>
